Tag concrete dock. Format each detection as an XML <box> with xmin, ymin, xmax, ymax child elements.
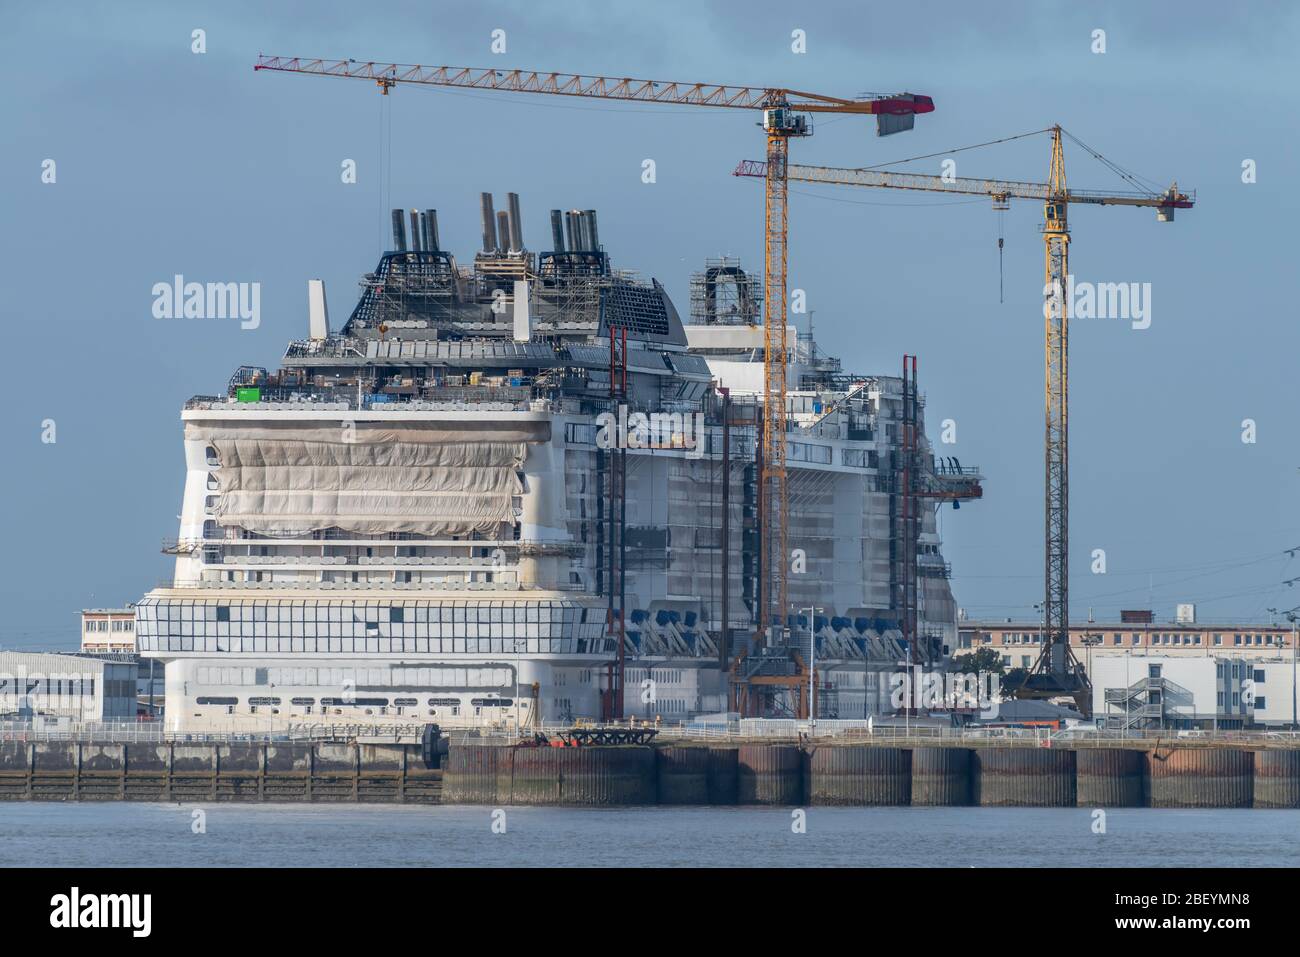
<box><xmin>4</xmin><ymin>738</ymin><xmax>1299</xmax><ymax>808</ymax></box>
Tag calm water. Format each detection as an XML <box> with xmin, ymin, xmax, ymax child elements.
<box><xmin>2</xmin><ymin>804</ymin><xmax>1297</xmax><ymax>867</ymax></box>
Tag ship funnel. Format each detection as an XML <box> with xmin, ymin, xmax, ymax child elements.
<box><xmin>565</xmin><ymin>210</ymin><xmax>579</xmax><ymax>251</ymax></box>
<box><xmin>578</xmin><ymin>210</ymin><xmax>592</xmax><ymax>250</ymax></box>
<box><xmin>480</xmin><ymin>192</ymin><xmax>498</xmax><ymax>253</ymax></box>
<box><xmin>550</xmin><ymin>209</ymin><xmax>566</xmax><ymax>253</ymax></box>
<box><xmin>409</xmin><ymin>209</ymin><xmax>422</xmax><ymax>252</ymax></box>
<box><xmin>424</xmin><ymin>209</ymin><xmax>440</xmax><ymax>252</ymax></box>
<box><xmin>391</xmin><ymin>208</ymin><xmax>407</xmax><ymax>252</ymax></box>
<box><xmin>584</xmin><ymin>209</ymin><xmax>600</xmax><ymax>251</ymax></box>
<box><xmin>506</xmin><ymin>192</ymin><xmax>524</xmax><ymax>252</ymax></box>
<box><xmin>496</xmin><ymin>211</ymin><xmax>510</xmax><ymax>255</ymax></box>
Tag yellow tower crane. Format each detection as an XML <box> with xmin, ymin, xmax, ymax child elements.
<box><xmin>736</xmin><ymin>125</ymin><xmax>1193</xmax><ymax>715</ymax></box>
<box><xmin>254</xmin><ymin>55</ymin><xmax>934</xmax><ymax>648</ymax></box>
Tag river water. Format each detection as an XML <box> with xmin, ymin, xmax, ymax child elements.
<box><xmin>2</xmin><ymin>804</ymin><xmax>1296</xmax><ymax>867</ymax></box>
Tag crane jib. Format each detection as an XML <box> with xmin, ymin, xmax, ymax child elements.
<box><xmin>253</xmin><ymin>56</ymin><xmax>934</xmax><ymax>117</ymax></box>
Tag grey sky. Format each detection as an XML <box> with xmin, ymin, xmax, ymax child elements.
<box><xmin>3</xmin><ymin>0</ymin><xmax>1297</xmax><ymax>649</ymax></box>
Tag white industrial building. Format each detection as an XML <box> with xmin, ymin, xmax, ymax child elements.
<box><xmin>1244</xmin><ymin>658</ymin><xmax>1299</xmax><ymax>728</ymax></box>
<box><xmin>1090</xmin><ymin>653</ymin><xmax>1297</xmax><ymax>730</ymax></box>
<box><xmin>0</xmin><ymin>652</ymin><xmax>138</xmax><ymax>722</ymax></box>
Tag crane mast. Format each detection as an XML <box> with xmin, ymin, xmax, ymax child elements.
<box><xmin>758</xmin><ymin>111</ymin><xmax>804</xmax><ymax>645</ymax></box>
<box><xmin>1042</xmin><ymin>127</ymin><xmax>1072</xmax><ymax>685</ymax></box>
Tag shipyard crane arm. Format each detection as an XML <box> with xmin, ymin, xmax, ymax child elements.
<box><xmin>253</xmin><ymin>55</ymin><xmax>933</xmax><ymax>116</ymax></box>
<box><xmin>734</xmin><ymin>159</ymin><xmax>1195</xmax><ymax>213</ymax></box>
<box><xmin>255</xmin><ymin>52</ymin><xmax>935</xmax><ymax>654</ymax></box>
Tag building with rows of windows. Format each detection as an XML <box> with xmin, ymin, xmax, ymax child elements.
<box><xmin>79</xmin><ymin>609</ymin><xmax>137</xmax><ymax>653</ymax></box>
<box><xmin>957</xmin><ymin>616</ymin><xmax>1294</xmax><ymax>672</ymax></box>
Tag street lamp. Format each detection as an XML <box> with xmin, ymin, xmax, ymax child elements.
<box><xmin>1267</xmin><ymin>606</ymin><xmax>1299</xmax><ymax>731</ymax></box>
<box><xmin>514</xmin><ymin>637</ymin><xmax>523</xmax><ymax>736</ymax></box>
<box><xmin>1124</xmin><ymin>648</ymin><xmax>1131</xmax><ymax>736</ymax></box>
<box><xmin>1283</xmin><ymin>607</ymin><xmax>1298</xmax><ymax>732</ymax></box>
<box><xmin>1080</xmin><ymin>634</ymin><xmax>1102</xmax><ymax>683</ymax></box>
<box><xmin>1077</xmin><ymin>634</ymin><xmax>1102</xmax><ymax>724</ymax></box>
<box><xmin>801</xmin><ymin>605</ymin><xmax>824</xmax><ymax>730</ymax></box>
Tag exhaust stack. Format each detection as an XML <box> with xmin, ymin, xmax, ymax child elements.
<box><xmin>391</xmin><ymin>208</ymin><xmax>407</xmax><ymax>252</ymax></box>
<box><xmin>550</xmin><ymin>209</ymin><xmax>566</xmax><ymax>252</ymax></box>
<box><xmin>496</xmin><ymin>211</ymin><xmax>510</xmax><ymax>255</ymax></box>
<box><xmin>480</xmin><ymin>192</ymin><xmax>498</xmax><ymax>253</ymax></box>
<box><xmin>409</xmin><ymin>210</ymin><xmax>422</xmax><ymax>252</ymax></box>
<box><xmin>565</xmin><ymin>210</ymin><xmax>580</xmax><ymax>251</ymax></box>
<box><xmin>423</xmin><ymin>209</ymin><xmax>440</xmax><ymax>252</ymax></box>
<box><xmin>506</xmin><ymin>192</ymin><xmax>524</xmax><ymax>252</ymax></box>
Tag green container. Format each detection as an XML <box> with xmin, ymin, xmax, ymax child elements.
<box><xmin>236</xmin><ymin>387</ymin><xmax>261</xmax><ymax>403</ymax></box>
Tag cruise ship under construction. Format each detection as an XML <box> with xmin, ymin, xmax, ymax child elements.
<box><xmin>136</xmin><ymin>194</ymin><xmax>983</xmax><ymax>732</ymax></box>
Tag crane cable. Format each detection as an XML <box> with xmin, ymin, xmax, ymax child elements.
<box><xmin>853</xmin><ymin>128</ymin><xmax>1055</xmax><ymax>172</ymax></box>
<box><xmin>859</xmin><ymin>125</ymin><xmax>1169</xmax><ymax>200</ymax></box>
<box><xmin>1059</xmin><ymin>127</ymin><xmax>1166</xmax><ymax>196</ymax></box>
<box><xmin>997</xmin><ymin>208</ymin><xmax>1005</xmax><ymax>303</ymax></box>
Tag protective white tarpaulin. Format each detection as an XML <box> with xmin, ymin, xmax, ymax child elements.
<box><xmin>188</xmin><ymin>420</ymin><xmax>545</xmax><ymax>537</ymax></box>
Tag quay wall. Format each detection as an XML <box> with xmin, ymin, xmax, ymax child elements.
<box><xmin>1146</xmin><ymin>748</ymin><xmax>1253</xmax><ymax>808</ymax></box>
<box><xmin>1076</xmin><ymin>748</ymin><xmax>1145</xmax><ymax>807</ymax></box>
<box><xmin>1253</xmin><ymin>749</ymin><xmax>1300</xmax><ymax>809</ymax></box>
<box><xmin>910</xmin><ymin>747</ymin><xmax>973</xmax><ymax>806</ymax></box>
<box><xmin>4</xmin><ymin>739</ymin><xmax>1296</xmax><ymax>808</ymax></box>
<box><xmin>0</xmin><ymin>740</ymin><xmax>441</xmax><ymax>804</ymax></box>
<box><xmin>804</xmin><ymin>746</ymin><xmax>911</xmax><ymax>806</ymax></box>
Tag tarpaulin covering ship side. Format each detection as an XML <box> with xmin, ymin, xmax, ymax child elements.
<box><xmin>185</xmin><ymin>420</ymin><xmax>548</xmax><ymax>537</ymax></box>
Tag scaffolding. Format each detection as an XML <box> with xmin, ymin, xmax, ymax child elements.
<box><xmin>347</xmin><ymin>250</ymin><xmax>461</xmax><ymax>331</ymax></box>
<box><xmin>689</xmin><ymin>257</ymin><xmax>763</xmax><ymax>326</ymax></box>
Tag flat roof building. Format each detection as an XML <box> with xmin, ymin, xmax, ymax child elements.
<box><xmin>0</xmin><ymin>651</ymin><xmax>138</xmax><ymax>722</ymax></box>
<box><xmin>80</xmin><ymin>608</ymin><xmax>136</xmax><ymax>654</ymax></box>
<box><xmin>957</xmin><ymin>616</ymin><xmax>1293</xmax><ymax>667</ymax></box>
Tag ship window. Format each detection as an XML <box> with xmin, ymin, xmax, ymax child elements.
<box><xmin>196</xmin><ymin>696</ymin><xmax>238</xmax><ymax>705</ymax></box>
<box><xmin>205</xmin><ymin>446</ymin><xmax>220</xmax><ymax>466</ymax></box>
<box><xmin>320</xmin><ymin>697</ymin><xmax>389</xmax><ymax>707</ymax></box>
<box><xmin>290</xmin><ymin>697</ymin><xmax>315</xmax><ymax>706</ymax></box>
<box><xmin>216</xmin><ymin>607</ymin><xmax>230</xmax><ymax>622</ymax></box>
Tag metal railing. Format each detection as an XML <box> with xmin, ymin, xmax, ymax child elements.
<box><xmin>0</xmin><ymin>720</ymin><xmax>429</xmax><ymax>745</ymax></box>
<box><xmin>185</xmin><ymin>385</ymin><xmax>563</xmax><ymax>414</ymax></box>
<box><xmin>438</xmin><ymin>718</ymin><xmax>1300</xmax><ymax>747</ymax></box>
<box><xmin>645</xmin><ymin>720</ymin><xmax>1300</xmax><ymax>747</ymax></box>
<box><xmin>6</xmin><ymin>717</ymin><xmax>1299</xmax><ymax>748</ymax></box>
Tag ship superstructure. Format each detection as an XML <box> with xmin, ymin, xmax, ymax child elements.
<box><xmin>136</xmin><ymin>196</ymin><xmax>980</xmax><ymax>731</ymax></box>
